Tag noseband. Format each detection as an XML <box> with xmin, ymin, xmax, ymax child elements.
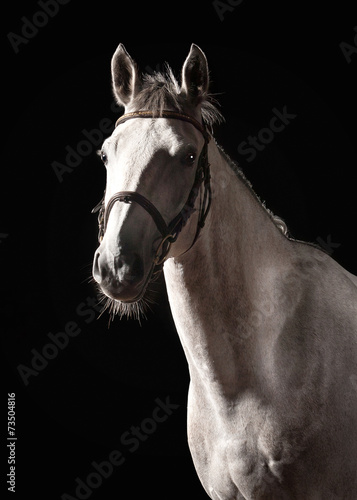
<box><xmin>92</xmin><ymin>110</ymin><xmax>211</xmax><ymax>268</ymax></box>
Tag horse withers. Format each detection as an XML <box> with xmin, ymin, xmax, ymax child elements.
<box><xmin>92</xmin><ymin>44</ymin><xmax>357</xmax><ymax>499</ymax></box>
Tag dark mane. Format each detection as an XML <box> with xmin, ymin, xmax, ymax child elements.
<box><xmin>132</xmin><ymin>65</ymin><xmax>224</xmax><ymax>129</ymax></box>
<box><xmin>216</xmin><ymin>143</ymin><xmax>290</xmax><ymax>237</ymax></box>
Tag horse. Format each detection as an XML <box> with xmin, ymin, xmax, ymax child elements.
<box><xmin>92</xmin><ymin>44</ymin><xmax>357</xmax><ymax>499</ymax></box>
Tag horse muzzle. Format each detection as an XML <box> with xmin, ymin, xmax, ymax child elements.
<box><xmin>92</xmin><ymin>248</ymin><xmax>146</xmax><ymax>302</ymax></box>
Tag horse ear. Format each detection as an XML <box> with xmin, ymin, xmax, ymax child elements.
<box><xmin>181</xmin><ymin>44</ymin><xmax>209</xmax><ymax>105</ymax></box>
<box><xmin>111</xmin><ymin>43</ymin><xmax>141</xmax><ymax>107</ymax></box>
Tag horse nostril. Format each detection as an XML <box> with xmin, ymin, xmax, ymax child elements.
<box><xmin>114</xmin><ymin>252</ymin><xmax>144</xmax><ymax>284</ymax></box>
<box><xmin>92</xmin><ymin>247</ymin><xmax>145</xmax><ymax>295</ymax></box>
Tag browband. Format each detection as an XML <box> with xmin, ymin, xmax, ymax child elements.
<box><xmin>115</xmin><ymin>110</ymin><xmax>211</xmax><ymax>144</ymax></box>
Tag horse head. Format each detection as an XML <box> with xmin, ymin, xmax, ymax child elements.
<box><xmin>92</xmin><ymin>44</ymin><xmax>211</xmax><ymax>316</ymax></box>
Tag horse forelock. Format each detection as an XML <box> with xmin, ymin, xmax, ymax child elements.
<box><xmin>132</xmin><ymin>65</ymin><xmax>224</xmax><ymax>129</ymax></box>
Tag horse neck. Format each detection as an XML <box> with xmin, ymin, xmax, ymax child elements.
<box><xmin>164</xmin><ymin>139</ymin><xmax>292</xmax><ymax>397</ymax></box>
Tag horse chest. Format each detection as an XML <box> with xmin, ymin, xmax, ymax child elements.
<box><xmin>187</xmin><ymin>388</ymin><xmax>296</xmax><ymax>500</ymax></box>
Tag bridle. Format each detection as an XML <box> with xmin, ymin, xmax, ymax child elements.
<box><xmin>92</xmin><ymin>110</ymin><xmax>212</xmax><ymax>270</ymax></box>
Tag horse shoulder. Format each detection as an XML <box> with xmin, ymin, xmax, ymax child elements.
<box><xmin>280</xmin><ymin>242</ymin><xmax>357</xmax><ymax>337</ymax></box>
<box><xmin>268</xmin><ymin>242</ymin><xmax>357</xmax><ymax>442</ymax></box>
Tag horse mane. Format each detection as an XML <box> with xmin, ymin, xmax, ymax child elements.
<box><xmin>215</xmin><ymin>143</ymin><xmax>290</xmax><ymax>236</ymax></box>
<box><xmin>132</xmin><ymin>64</ymin><xmax>224</xmax><ymax>130</ymax></box>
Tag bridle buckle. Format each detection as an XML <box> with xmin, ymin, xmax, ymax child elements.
<box><xmin>153</xmin><ymin>233</ymin><xmax>176</xmax><ymax>266</ymax></box>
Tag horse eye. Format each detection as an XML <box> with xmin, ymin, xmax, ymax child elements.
<box><xmin>100</xmin><ymin>151</ymin><xmax>108</xmax><ymax>165</ymax></box>
<box><xmin>184</xmin><ymin>153</ymin><xmax>196</xmax><ymax>165</ymax></box>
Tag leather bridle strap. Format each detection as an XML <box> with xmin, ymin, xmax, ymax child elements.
<box><xmin>115</xmin><ymin>110</ymin><xmax>211</xmax><ymax>144</ymax></box>
<box><xmin>104</xmin><ymin>191</ymin><xmax>169</xmax><ymax>238</ymax></box>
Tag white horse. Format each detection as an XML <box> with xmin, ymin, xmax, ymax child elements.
<box><xmin>92</xmin><ymin>44</ymin><xmax>357</xmax><ymax>499</ymax></box>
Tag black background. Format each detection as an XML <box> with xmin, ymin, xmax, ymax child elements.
<box><xmin>3</xmin><ymin>1</ymin><xmax>356</xmax><ymax>499</ymax></box>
